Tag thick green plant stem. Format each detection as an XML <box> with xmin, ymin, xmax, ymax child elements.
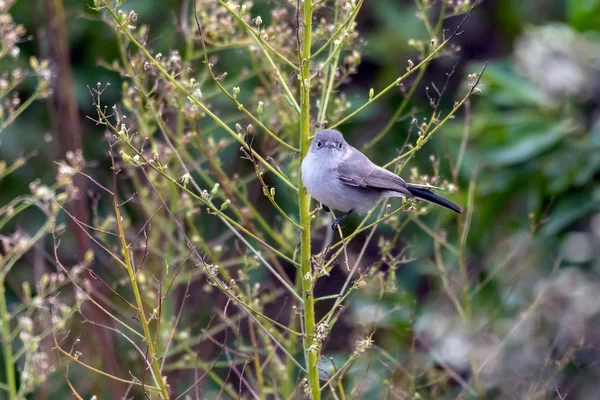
<box><xmin>298</xmin><ymin>1</ymin><xmax>320</xmax><ymax>399</ymax></box>
<box><xmin>0</xmin><ymin>276</ymin><xmax>17</xmax><ymax>400</ymax></box>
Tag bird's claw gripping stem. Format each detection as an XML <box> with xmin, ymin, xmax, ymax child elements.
<box><xmin>331</xmin><ymin>209</ymin><xmax>354</xmax><ymax>231</ymax></box>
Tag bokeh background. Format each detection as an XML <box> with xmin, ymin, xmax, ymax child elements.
<box><xmin>2</xmin><ymin>0</ymin><xmax>600</xmax><ymax>398</ymax></box>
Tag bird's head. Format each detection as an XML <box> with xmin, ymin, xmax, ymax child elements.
<box><xmin>310</xmin><ymin>129</ymin><xmax>347</xmax><ymax>153</ymax></box>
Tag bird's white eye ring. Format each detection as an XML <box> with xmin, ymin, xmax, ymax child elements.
<box><xmin>316</xmin><ymin>140</ymin><xmax>322</xmax><ymax>148</ymax></box>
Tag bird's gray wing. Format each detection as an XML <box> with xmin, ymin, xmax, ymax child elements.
<box><xmin>337</xmin><ymin>147</ymin><xmax>411</xmax><ymax>195</ymax></box>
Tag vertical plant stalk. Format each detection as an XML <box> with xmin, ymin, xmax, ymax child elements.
<box><xmin>0</xmin><ymin>275</ymin><xmax>17</xmax><ymax>400</ymax></box>
<box><xmin>112</xmin><ymin>191</ymin><xmax>171</xmax><ymax>400</ymax></box>
<box><xmin>298</xmin><ymin>1</ymin><xmax>320</xmax><ymax>399</ymax></box>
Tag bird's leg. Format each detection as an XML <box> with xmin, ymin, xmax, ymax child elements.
<box><xmin>332</xmin><ymin>209</ymin><xmax>354</xmax><ymax>231</ymax></box>
<box><xmin>322</xmin><ymin>204</ymin><xmax>330</xmax><ymax>213</ymax></box>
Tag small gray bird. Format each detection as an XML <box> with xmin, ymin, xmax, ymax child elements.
<box><xmin>301</xmin><ymin>129</ymin><xmax>462</xmax><ymax>230</ymax></box>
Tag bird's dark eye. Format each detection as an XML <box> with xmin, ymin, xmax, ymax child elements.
<box><xmin>338</xmin><ymin>143</ymin><xmax>343</xmax><ymax>149</ymax></box>
<box><xmin>316</xmin><ymin>140</ymin><xmax>322</xmax><ymax>148</ymax></box>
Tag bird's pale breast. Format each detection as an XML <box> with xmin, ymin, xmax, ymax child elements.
<box><xmin>301</xmin><ymin>152</ymin><xmax>381</xmax><ymax>212</ymax></box>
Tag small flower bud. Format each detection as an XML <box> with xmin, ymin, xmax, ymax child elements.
<box><xmin>220</xmin><ymin>199</ymin><xmax>231</xmax><ymax>211</ymax></box>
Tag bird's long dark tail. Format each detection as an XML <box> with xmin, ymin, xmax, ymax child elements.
<box><xmin>406</xmin><ymin>185</ymin><xmax>462</xmax><ymax>214</ymax></box>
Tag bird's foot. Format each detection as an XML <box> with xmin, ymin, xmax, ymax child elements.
<box><xmin>331</xmin><ymin>209</ymin><xmax>354</xmax><ymax>231</ymax></box>
<box><xmin>331</xmin><ymin>219</ymin><xmax>343</xmax><ymax>231</ymax></box>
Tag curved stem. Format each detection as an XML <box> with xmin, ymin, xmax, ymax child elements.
<box><xmin>52</xmin><ymin>331</ymin><xmax>161</xmax><ymax>391</ymax></box>
<box><xmin>382</xmin><ymin>64</ymin><xmax>487</xmax><ymax>169</ymax></box>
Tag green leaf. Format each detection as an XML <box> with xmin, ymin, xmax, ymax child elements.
<box><xmin>568</xmin><ymin>0</ymin><xmax>600</xmax><ymax>31</ymax></box>
<box><xmin>477</xmin><ymin>62</ymin><xmax>553</xmax><ymax>107</ymax></box>
<box><xmin>575</xmin><ymin>153</ymin><xmax>600</xmax><ymax>185</ymax></box>
<box><xmin>486</xmin><ymin>127</ymin><xmax>565</xmax><ymax>167</ymax></box>
<box><xmin>541</xmin><ymin>189</ymin><xmax>600</xmax><ymax>236</ymax></box>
